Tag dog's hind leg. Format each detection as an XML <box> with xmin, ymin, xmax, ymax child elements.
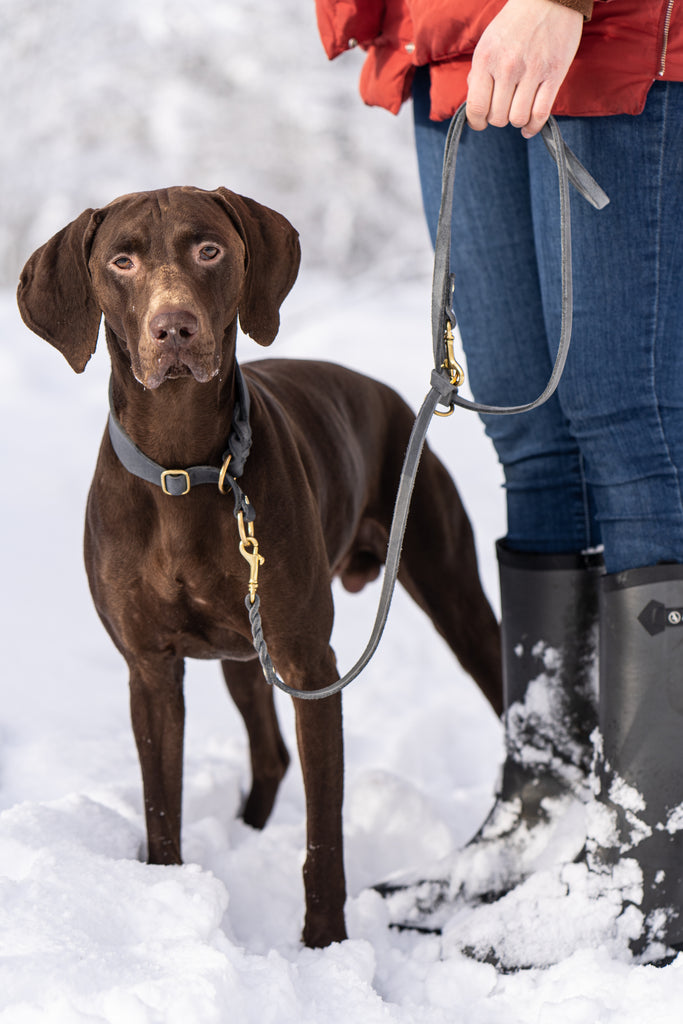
<box><xmin>397</xmin><ymin>447</ymin><xmax>503</xmax><ymax>715</ymax></box>
<box><xmin>220</xmin><ymin>657</ymin><xmax>290</xmax><ymax>829</ymax></box>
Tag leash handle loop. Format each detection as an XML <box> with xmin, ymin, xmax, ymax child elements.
<box><xmin>431</xmin><ymin>104</ymin><xmax>609</xmax><ymax>417</ymax></box>
<box><xmin>245</xmin><ymin>111</ymin><xmax>609</xmax><ymax>701</ymax></box>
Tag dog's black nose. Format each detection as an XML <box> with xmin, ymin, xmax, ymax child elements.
<box><xmin>149</xmin><ymin>309</ymin><xmax>199</xmax><ymax>343</ymax></box>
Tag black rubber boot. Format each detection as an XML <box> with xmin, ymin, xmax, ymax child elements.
<box><xmin>377</xmin><ymin>542</ymin><xmax>604</xmax><ymax>930</ymax></box>
<box><xmin>587</xmin><ymin>564</ymin><xmax>683</xmax><ymax>962</ymax></box>
<box><xmin>480</xmin><ymin>542</ymin><xmax>604</xmax><ymax>832</ymax></box>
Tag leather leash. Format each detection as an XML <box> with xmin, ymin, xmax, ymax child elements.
<box><xmin>243</xmin><ymin>106</ymin><xmax>609</xmax><ymax>700</ymax></box>
<box><xmin>107</xmin><ymin>106</ymin><xmax>609</xmax><ymax>701</ymax></box>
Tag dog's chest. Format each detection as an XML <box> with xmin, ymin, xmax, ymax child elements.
<box><xmin>145</xmin><ymin>533</ymin><xmax>255</xmax><ymax>656</ymax></box>
<box><xmin>93</xmin><ymin>501</ymin><xmax>256</xmax><ymax>660</ymax></box>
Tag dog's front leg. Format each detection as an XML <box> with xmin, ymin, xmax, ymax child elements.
<box><xmin>128</xmin><ymin>655</ymin><xmax>186</xmax><ymax>866</ymax></box>
<box><xmin>291</xmin><ymin>647</ymin><xmax>347</xmax><ymax>948</ymax></box>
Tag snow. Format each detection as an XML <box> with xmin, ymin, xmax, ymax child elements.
<box><xmin>2</xmin><ymin>0</ymin><xmax>683</xmax><ymax>1019</ymax></box>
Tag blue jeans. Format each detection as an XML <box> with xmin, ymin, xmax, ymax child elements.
<box><xmin>413</xmin><ymin>68</ymin><xmax>683</xmax><ymax>574</ymax></box>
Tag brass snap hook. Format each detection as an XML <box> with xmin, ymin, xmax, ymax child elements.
<box><xmin>238</xmin><ymin>507</ymin><xmax>264</xmax><ymax>604</ymax></box>
<box><xmin>434</xmin><ymin>321</ymin><xmax>464</xmax><ymax>417</ymax></box>
<box><xmin>441</xmin><ymin>321</ymin><xmax>465</xmax><ymax>388</ymax></box>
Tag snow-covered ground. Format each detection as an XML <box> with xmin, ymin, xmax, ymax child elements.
<box><xmin>4</xmin><ymin>271</ymin><xmax>683</xmax><ymax>1021</ymax></box>
<box><xmin>2</xmin><ymin>1</ymin><xmax>683</xmax><ymax>1020</ymax></box>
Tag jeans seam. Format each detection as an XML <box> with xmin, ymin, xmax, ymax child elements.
<box><xmin>651</xmin><ymin>82</ymin><xmax>683</xmax><ymax>520</ymax></box>
<box><xmin>577</xmin><ymin>451</ymin><xmax>595</xmax><ymax>549</ymax></box>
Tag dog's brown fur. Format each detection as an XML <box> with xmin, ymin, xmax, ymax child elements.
<box><xmin>17</xmin><ymin>186</ymin><xmax>502</xmax><ymax>948</ymax></box>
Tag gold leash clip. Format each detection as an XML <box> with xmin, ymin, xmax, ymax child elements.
<box><xmin>442</xmin><ymin>320</ymin><xmax>465</xmax><ymax>387</ymax></box>
<box><xmin>238</xmin><ymin>507</ymin><xmax>264</xmax><ymax>604</ymax></box>
<box><xmin>435</xmin><ymin>321</ymin><xmax>465</xmax><ymax>418</ymax></box>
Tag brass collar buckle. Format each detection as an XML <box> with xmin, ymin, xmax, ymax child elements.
<box><xmin>160</xmin><ymin>469</ymin><xmax>191</xmax><ymax>496</ymax></box>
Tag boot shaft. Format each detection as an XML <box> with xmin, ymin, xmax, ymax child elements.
<box><xmin>497</xmin><ymin>543</ymin><xmax>604</xmax><ymax>767</ymax></box>
<box><xmin>595</xmin><ymin>563</ymin><xmax>683</xmax><ymax>954</ymax></box>
<box><xmin>599</xmin><ymin>564</ymin><xmax>683</xmax><ymax>828</ymax></box>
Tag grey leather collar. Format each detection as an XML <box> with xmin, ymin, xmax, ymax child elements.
<box><xmin>107</xmin><ymin>363</ymin><xmax>253</xmax><ymax>496</ymax></box>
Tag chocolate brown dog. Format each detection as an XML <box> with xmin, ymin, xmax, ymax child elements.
<box><xmin>17</xmin><ymin>186</ymin><xmax>501</xmax><ymax>948</ymax></box>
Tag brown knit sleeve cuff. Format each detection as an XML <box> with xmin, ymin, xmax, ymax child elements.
<box><xmin>551</xmin><ymin>0</ymin><xmax>594</xmax><ymax>19</ymax></box>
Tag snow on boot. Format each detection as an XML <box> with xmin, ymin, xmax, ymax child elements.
<box><xmin>377</xmin><ymin>542</ymin><xmax>604</xmax><ymax>932</ymax></box>
<box><xmin>586</xmin><ymin>564</ymin><xmax>683</xmax><ymax>963</ymax></box>
<box><xmin>443</xmin><ymin>563</ymin><xmax>683</xmax><ymax>972</ymax></box>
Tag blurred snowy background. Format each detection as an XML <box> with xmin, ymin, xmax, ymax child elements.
<box><xmin>1</xmin><ymin>0</ymin><xmax>426</xmax><ymax>286</ymax></box>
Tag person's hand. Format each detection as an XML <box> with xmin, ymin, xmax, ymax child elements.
<box><xmin>466</xmin><ymin>0</ymin><xmax>584</xmax><ymax>138</ymax></box>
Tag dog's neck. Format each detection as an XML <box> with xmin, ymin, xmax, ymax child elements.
<box><xmin>106</xmin><ymin>324</ymin><xmax>241</xmax><ymax>469</ymax></box>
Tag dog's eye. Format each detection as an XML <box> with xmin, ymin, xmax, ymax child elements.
<box><xmin>112</xmin><ymin>255</ymin><xmax>135</xmax><ymax>271</ymax></box>
<box><xmin>198</xmin><ymin>245</ymin><xmax>221</xmax><ymax>262</ymax></box>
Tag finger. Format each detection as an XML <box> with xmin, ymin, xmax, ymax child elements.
<box><xmin>470</xmin><ymin>47</ymin><xmax>521</xmax><ymax>128</ymax></box>
<box><xmin>508</xmin><ymin>81</ymin><xmax>539</xmax><ymax>131</ymax></box>
<box><xmin>521</xmin><ymin>79</ymin><xmax>556</xmax><ymax>138</ymax></box>
<box><xmin>465</xmin><ymin>67</ymin><xmax>494</xmax><ymax>131</ymax></box>
<box><xmin>486</xmin><ymin>77</ymin><xmax>517</xmax><ymax>128</ymax></box>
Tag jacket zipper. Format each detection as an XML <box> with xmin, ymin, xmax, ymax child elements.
<box><xmin>659</xmin><ymin>0</ymin><xmax>675</xmax><ymax>76</ymax></box>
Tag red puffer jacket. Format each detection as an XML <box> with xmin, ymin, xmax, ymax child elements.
<box><xmin>315</xmin><ymin>0</ymin><xmax>683</xmax><ymax>120</ymax></box>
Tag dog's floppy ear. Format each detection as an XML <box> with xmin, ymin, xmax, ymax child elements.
<box><xmin>212</xmin><ymin>188</ymin><xmax>301</xmax><ymax>346</ymax></box>
<box><xmin>17</xmin><ymin>208</ymin><xmax>103</xmax><ymax>373</ymax></box>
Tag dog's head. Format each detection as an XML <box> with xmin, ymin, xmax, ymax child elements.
<box><xmin>17</xmin><ymin>187</ymin><xmax>301</xmax><ymax>389</ymax></box>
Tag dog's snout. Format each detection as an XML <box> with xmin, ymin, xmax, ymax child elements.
<box><xmin>149</xmin><ymin>309</ymin><xmax>199</xmax><ymax>343</ymax></box>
